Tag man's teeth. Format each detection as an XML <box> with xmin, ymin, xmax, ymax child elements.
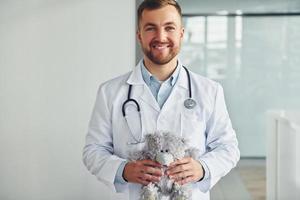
<box><xmin>153</xmin><ymin>44</ymin><xmax>169</xmax><ymax>49</ymax></box>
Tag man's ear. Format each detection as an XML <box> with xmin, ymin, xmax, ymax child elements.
<box><xmin>136</xmin><ymin>29</ymin><xmax>142</xmax><ymax>43</ymax></box>
<box><xmin>180</xmin><ymin>27</ymin><xmax>185</xmax><ymax>40</ymax></box>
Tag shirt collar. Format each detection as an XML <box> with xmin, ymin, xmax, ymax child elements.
<box><xmin>140</xmin><ymin>59</ymin><xmax>181</xmax><ymax>86</ymax></box>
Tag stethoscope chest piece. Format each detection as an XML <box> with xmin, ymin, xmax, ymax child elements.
<box><xmin>184</xmin><ymin>98</ymin><xmax>196</xmax><ymax>109</ymax></box>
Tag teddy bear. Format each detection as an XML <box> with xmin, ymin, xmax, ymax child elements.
<box><xmin>129</xmin><ymin>132</ymin><xmax>201</xmax><ymax>200</ymax></box>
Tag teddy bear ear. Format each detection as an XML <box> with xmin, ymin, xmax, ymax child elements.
<box><xmin>145</xmin><ymin>134</ymin><xmax>155</xmax><ymax>141</ymax></box>
<box><xmin>145</xmin><ymin>134</ymin><xmax>152</xmax><ymax>140</ymax></box>
<box><xmin>145</xmin><ymin>134</ymin><xmax>159</xmax><ymax>144</ymax></box>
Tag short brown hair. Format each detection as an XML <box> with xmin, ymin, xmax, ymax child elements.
<box><xmin>137</xmin><ymin>0</ymin><xmax>182</xmax><ymax>28</ymax></box>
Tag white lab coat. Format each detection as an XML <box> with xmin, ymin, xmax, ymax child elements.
<box><xmin>83</xmin><ymin>62</ymin><xmax>240</xmax><ymax>200</ymax></box>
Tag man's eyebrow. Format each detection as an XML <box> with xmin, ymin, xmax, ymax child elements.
<box><xmin>164</xmin><ymin>22</ymin><xmax>177</xmax><ymax>26</ymax></box>
<box><xmin>143</xmin><ymin>23</ymin><xmax>156</xmax><ymax>28</ymax></box>
<box><xmin>143</xmin><ymin>22</ymin><xmax>177</xmax><ymax>28</ymax></box>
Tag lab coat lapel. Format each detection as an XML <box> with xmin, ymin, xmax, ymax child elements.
<box><xmin>158</xmin><ymin>66</ymin><xmax>189</xmax><ymax>135</ymax></box>
<box><xmin>126</xmin><ymin>63</ymin><xmax>160</xmax><ymax>113</ymax></box>
<box><xmin>161</xmin><ymin>66</ymin><xmax>189</xmax><ymax>114</ymax></box>
<box><xmin>140</xmin><ymin>86</ymin><xmax>160</xmax><ymax>112</ymax></box>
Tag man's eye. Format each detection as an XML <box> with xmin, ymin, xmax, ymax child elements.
<box><xmin>166</xmin><ymin>27</ymin><xmax>175</xmax><ymax>31</ymax></box>
<box><xmin>145</xmin><ymin>27</ymin><xmax>155</xmax><ymax>31</ymax></box>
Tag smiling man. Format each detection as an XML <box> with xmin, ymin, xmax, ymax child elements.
<box><xmin>138</xmin><ymin>4</ymin><xmax>182</xmax><ymax>64</ymax></box>
<box><xmin>137</xmin><ymin>1</ymin><xmax>183</xmax><ymax>81</ymax></box>
<box><xmin>83</xmin><ymin>0</ymin><xmax>240</xmax><ymax>199</ymax></box>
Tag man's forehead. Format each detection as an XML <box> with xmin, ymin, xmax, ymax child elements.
<box><xmin>140</xmin><ymin>6</ymin><xmax>181</xmax><ymax>26</ymax></box>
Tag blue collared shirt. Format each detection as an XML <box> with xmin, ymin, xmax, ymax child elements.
<box><xmin>140</xmin><ymin>60</ymin><xmax>181</xmax><ymax>108</ymax></box>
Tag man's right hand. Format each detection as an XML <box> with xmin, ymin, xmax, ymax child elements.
<box><xmin>123</xmin><ymin>160</ymin><xmax>163</xmax><ymax>185</ymax></box>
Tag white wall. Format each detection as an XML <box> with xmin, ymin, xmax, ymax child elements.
<box><xmin>0</xmin><ymin>1</ymin><xmax>135</xmax><ymax>199</ymax></box>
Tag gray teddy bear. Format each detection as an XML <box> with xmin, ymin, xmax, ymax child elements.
<box><xmin>129</xmin><ymin>132</ymin><xmax>201</xmax><ymax>200</ymax></box>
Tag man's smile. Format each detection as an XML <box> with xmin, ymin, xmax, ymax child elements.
<box><xmin>151</xmin><ymin>42</ymin><xmax>171</xmax><ymax>50</ymax></box>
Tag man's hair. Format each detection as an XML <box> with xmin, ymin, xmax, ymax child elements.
<box><xmin>137</xmin><ymin>0</ymin><xmax>182</xmax><ymax>28</ymax></box>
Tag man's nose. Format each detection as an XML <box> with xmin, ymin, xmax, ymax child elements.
<box><xmin>155</xmin><ymin>29</ymin><xmax>168</xmax><ymax>42</ymax></box>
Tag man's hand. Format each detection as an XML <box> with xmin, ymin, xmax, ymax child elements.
<box><xmin>167</xmin><ymin>157</ymin><xmax>204</xmax><ymax>185</ymax></box>
<box><xmin>123</xmin><ymin>160</ymin><xmax>163</xmax><ymax>185</ymax></box>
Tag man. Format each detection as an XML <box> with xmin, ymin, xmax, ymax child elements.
<box><xmin>83</xmin><ymin>0</ymin><xmax>240</xmax><ymax>199</ymax></box>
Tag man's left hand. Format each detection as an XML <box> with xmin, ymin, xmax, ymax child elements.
<box><xmin>166</xmin><ymin>157</ymin><xmax>204</xmax><ymax>185</ymax></box>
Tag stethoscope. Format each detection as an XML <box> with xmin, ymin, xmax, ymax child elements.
<box><xmin>122</xmin><ymin>66</ymin><xmax>196</xmax><ymax>145</ymax></box>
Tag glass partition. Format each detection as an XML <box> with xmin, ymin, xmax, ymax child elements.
<box><xmin>180</xmin><ymin>15</ymin><xmax>300</xmax><ymax>157</ymax></box>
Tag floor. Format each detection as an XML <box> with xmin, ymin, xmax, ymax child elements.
<box><xmin>211</xmin><ymin>158</ymin><xmax>266</xmax><ymax>200</ymax></box>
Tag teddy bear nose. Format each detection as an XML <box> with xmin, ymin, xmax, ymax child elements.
<box><xmin>155</xmin><ymin>152</ymin><xmax>174</xmax><ymax>166</ymax></box>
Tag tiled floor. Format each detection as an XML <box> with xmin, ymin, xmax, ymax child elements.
<box><xmin>211</xmin><ymin>158</ymin><xmax>266</xmax><ymax>200</ymax></box>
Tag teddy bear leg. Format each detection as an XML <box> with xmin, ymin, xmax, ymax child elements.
<box><xmin>170</xmin><ymin>182</ymin><xmax>191</xmax><ymax>200</ymax></box>
<box><xmin>140</xmin><ymin>182</ymin><xmax>159</xmax><ymax>200</ymax></box>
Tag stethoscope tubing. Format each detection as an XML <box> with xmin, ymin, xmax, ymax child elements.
<box><xmin>122</xmin><ymin>85</ymin><xmax>140</xmax><ymax>117</ymax></box>
<box><xmin>182</xmin><ymin>66</ymin><xmax>192</xmax><ymax>98</ymax></box>
<box><xmin>122</xmin><ymin>66</ymin><xmax>195</xmax><ymax>144</ymax></box>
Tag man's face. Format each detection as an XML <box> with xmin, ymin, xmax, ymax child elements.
<box><xmin>137</xmin><ymin>5</ymin><xmax>184</xmax><ymax>65</ymax></box>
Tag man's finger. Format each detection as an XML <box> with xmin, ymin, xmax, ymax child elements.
<box><xmin>138</xmin><ymin>177</ymin><xmax>150</xmax><ymax>186</ymax></box>
<box><xmin>167</xmin><ymin>163</ymin><xmax>191</xmax><ymax>175</ymax></box>
<box><xmin>169</xmin><ymin>157</ymin><xmax>192</xmax><ymax>167</ymax></box>
<box><xmin>176</xmin><ymin>176</ymin><xmax>194</xmax><ymax>185</ymax></box>
<box><xmin>170</xmin><ymin>170</ymin><xmax>193</xmax><ymax>181</ymax></box>
<box><xmin>142</xmin><ymin>173</ymin><xmax>161</xmax><ymax>182</ymax></box>
<box><xmin>141</xmin><ymin>159</ymin><xmax>162</xmax><ymax>168</ymax></box>
<box><xmin>143</xmin><ymin>166</ymin><xmax>163</xmax><ymax>176</ymax></box>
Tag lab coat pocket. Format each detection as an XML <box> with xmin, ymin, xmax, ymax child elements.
<box><xmin>181</xmin><ymin>108</ymin><xmax>206</xmax><ymax>149</ymax></box>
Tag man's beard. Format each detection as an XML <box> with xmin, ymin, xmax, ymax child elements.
<box><xmin>141</xmin><ymin>41</ymin><xmax>181</xmax><ymax>65</ymax></box>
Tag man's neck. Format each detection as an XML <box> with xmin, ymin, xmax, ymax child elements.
<box><xmin>143</xmin><ymin>57</ymin><xmax>178</xmax><ymax>81</ymax></box>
